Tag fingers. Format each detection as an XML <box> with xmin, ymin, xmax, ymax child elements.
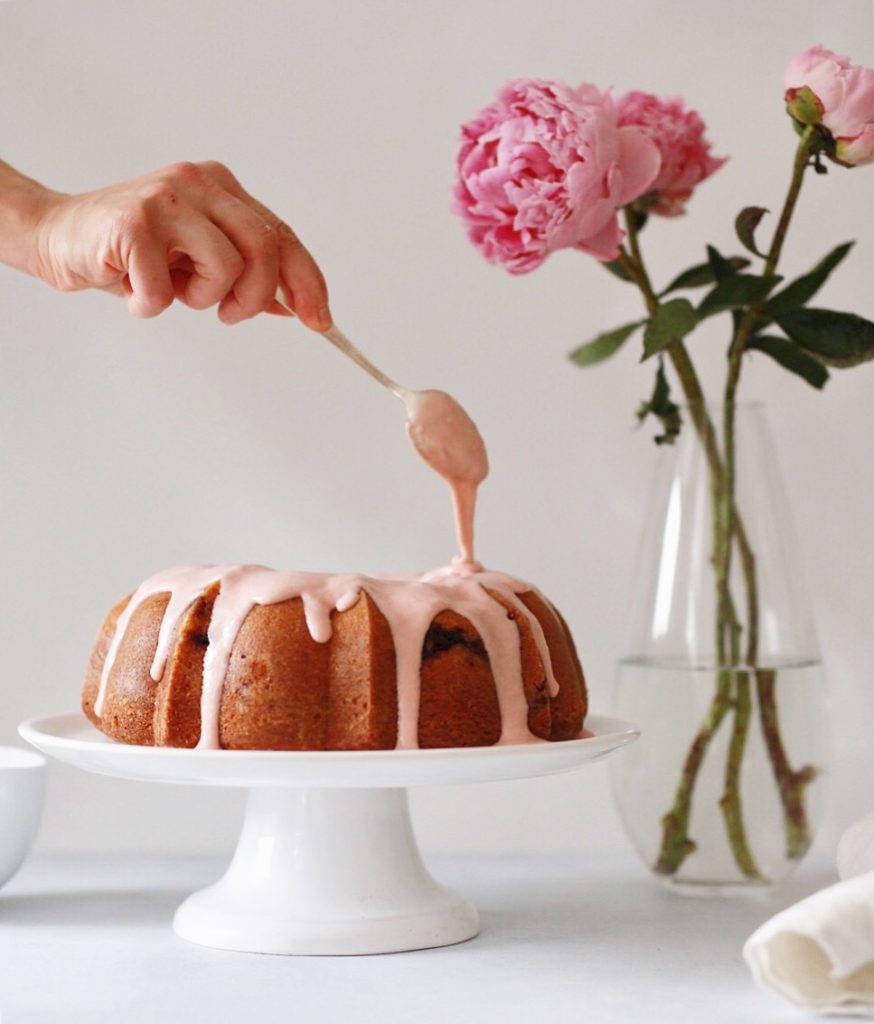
<box><xmin>199</xmin><ymin>191</ymin><xmax>280</xmax><ymax>324</ymax></box>
<box><xmin>198</xmin><ymin>161</ymin><xmax>332</xmax><ymax>331</ymax></box>
<box><xmin>162</xmin><ymin>215</ymin><xmax>245</xmax><ymax>311</ymax></box>
<box><xmin>268</xmin><ymin>296</ymin><xmax>295</xmax><ymax>317</ymax></box>
<box><xmin>125</xmin><ymin>237</ymin><xmax>174</xmax><ymax>318</ymax></box>
<box><xmin>275</xmin><ymin>222</ymin><xmax>331</xmax><ymax>331</ymax></box>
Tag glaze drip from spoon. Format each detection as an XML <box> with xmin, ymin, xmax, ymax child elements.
<box><xmin>404</xmin><ymin>389</ymin><xmax>489</xmax><ymax>569</ymax></box>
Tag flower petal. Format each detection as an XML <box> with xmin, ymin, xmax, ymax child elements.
<box><xmin>615</xmin><ymin>126</ymin><xmax>662</xmax><ymax>206</ymax></box>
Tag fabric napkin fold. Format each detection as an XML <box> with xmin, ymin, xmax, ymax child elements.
<box><xmin>744</xmin><ymin>871</ymin><xmax>874</xmax><ymax>1015</ymax></box>
<box><xmin>745</xmin><ymin>811</ymin><xmax>874</xmax><ymax>1017</ymax></box>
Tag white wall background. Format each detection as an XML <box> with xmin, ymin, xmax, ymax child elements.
<box><xmin>0</xmin><ymin>0</ymin><xmax>871</xmax><ymax>860</ymax></box>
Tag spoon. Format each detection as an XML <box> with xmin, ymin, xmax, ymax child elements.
<box><xmin>274</xmin><ymin>291</ymin><xmax>489</xmax><ymax>566</ymax></box>
<box><xmin>274</xmin><ymin>289</ymin><xmax>409</xmax><ymax>399</ymax></box>
<box><xmin>322</xmin><ymin>323</ymin><xmax>412</xmax><ymax>404</ymax></box>
<box><xmin>317</xmin><ymin>323</ymin><xmax>490</xmax><ymax>496</ymax></box>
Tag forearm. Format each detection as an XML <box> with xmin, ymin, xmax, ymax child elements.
<box><xmin>0</xmin><ymin>161</ymin><xmax>59</xmax><ymax>277</ymax></box>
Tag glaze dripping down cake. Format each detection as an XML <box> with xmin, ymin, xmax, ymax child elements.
<box><xmin>82</xmin><ymin>564</ymin><xmax>588</xmax><ymax>750</ymax></box>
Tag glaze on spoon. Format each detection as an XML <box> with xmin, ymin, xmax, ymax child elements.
<box><xmin>404</xmin><ymin>389</ymin><xmax>489</xmax><ymax>570</ymax></box>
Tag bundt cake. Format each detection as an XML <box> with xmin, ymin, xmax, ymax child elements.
<box><xmin>82</xmin><ymin>563</ymin><xmax>587</xmax><ymax>750</ymax></box>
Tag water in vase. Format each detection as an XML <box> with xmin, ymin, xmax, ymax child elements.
<box><xmin>611</xmin><ymin>655</ymin><xmax>829</xmax><ymax>890</ymax></box>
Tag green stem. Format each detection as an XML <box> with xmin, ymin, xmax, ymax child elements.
<box><xmin>620</xmin><ymin>216</ymin><xmax>761</xmax><ymax>878</ymax></box>
<box><xmin>725</xmin><ymin>125</ymin><xmax>815</xmax><ymax>410</ymax></box>
<box><xmin>718</xmin><ymin>125</ymin><xmax>817</xmax><ymax>861</ymax></box>
<box><xmin>627</xmin><ymin>128</ymin><xmax>820</xmax><ymax>873</ymax></box>
<box><xmin>765</xmin><ymin>127</ymin><xmax>817</xmax><ymax>275</ymax></box>
<box><xmin>719</xmin><ymin>670</ymin><xmax>760</xmax><ymax>877</ymax></box>
<box><xmin>654</xmin><ymin>678</ymin><xmax>733</xmax><ymax>875</ymax></box>
<box><xmin>756</xmin><ymin>670</ymin><xmax>818</xmax><ymax>857</ymax></box>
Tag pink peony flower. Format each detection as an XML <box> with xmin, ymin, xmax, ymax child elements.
<box><xmin>784</xmin><ymin>45</ymin><xmax>874</xmax><ymax>166</ymax></box>
<box><xmin>616</xmin><ymin>92</ymin><xmax>726</xmax><ymax>216</ymax></box>
<box><xmin>452</xmin><ymin>78</ymin><xmax>660</xmax><ymax>272</ymax></box>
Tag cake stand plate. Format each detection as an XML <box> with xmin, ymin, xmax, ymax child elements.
<box><xmin>20</xmin><ymin>713</ymin><xmax>638</xmax><ymax>956</ymax></box>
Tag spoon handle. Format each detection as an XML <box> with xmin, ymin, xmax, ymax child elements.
<box><xmin>320</xmin><ymin>324</ymin><xmax>409</xmax><ymax>402</ymax></box>
<box><xmin>273</xmin><ymin>289</ymin><xmax>409</xmax><ymax>403</ymax></box>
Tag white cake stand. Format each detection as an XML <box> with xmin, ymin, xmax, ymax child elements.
<box><xmin>20</xmin><ymin>712</ymin><xmax>637</xmax><ymax>956</ymax></box>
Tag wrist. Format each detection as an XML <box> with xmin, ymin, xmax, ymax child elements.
<box><xmin>0</xmin><ymin>162</ymin><xmax>65</xmax><ymax>279</ymax></box>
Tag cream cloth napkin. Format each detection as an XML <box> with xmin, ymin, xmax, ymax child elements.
<box><xmin>744</xmin><ymin>812</ymin><xmax>874</xmax><ymax>1016</ymax></box>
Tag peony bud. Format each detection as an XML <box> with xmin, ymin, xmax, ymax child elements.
<box><xmin>784</xmin><ymin>85</ymin><xmax>823</xmax><ymax>127</ymax></box>
<box><xmin>784</xmin><ymin>46</ymin><xmax>874</xmax><ymax>166</ymax></box>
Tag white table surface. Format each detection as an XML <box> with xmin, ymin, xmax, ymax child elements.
<box><xmin>0</xmin><ymin>851</ymin><xmax>830</xmax><ymax>1023</ymax></box>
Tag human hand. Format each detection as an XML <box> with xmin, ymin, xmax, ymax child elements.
<box><xmin>29</xmin><ymin>161</ymin><xmax>331</xmax><ymax>328</ymax></box>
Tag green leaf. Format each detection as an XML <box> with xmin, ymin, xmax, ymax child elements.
<box><xmin>660</xmin><ymin>256</ymin><xmax>751</xmax><ymax>296</ymax></box>
<box><xmin>698</xmin><ymin>274</ymin><xmax>782</xmax><ymax>318</ymax></box>
<box><xmin>637</xmin><ymin>359</ymin><xmax>682</xmax><ymax>445</ymax></box>
<box><xmin>748</xmin><ymin>335</ymin><xmax>830</xmax><ymax>389</ymax></box>
<box><xmin>569</xmin><ymin>321</ymin><xmax>644</xmax><ymax>367</ymax></box>
<box><xmin>735</xmin><ymin>207</ymin><xmax>770</xmax><ymax>258</ymax></box>
<box><xmin>776</xmin><ymin>308</ymin><xmax>874</xmax><ymax>367</ymax></box>
<box><xmin>642</xmin><ymin>299</ymin><xmax>698</xmax><ymax>359</ymax></box>
<box><xmin>706</xmin><ymin>244</ymin><xmax>736</xmax><ymax>281</ymax></box>
<box><xmin>602</xmin><ymin>259</ymin><xmax>632</xmax><ymax>283</ymax></box>
<box><xmin>765</xmin><ymin>242</ymin><xmax>854</xmax><ymax>317</ymax></box>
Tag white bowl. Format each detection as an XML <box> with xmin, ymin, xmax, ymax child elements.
<box><xmin>0</xmin><ymin>746</ymin><xmax>46</xmax><ymax>890</ymax></box>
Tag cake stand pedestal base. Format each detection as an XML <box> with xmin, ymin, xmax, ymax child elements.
<box><xmin>173</xmin><ymin>786</ymin><xmax>478</xmax><ymax>955</ymax></box>
<box><xmin>20</xmin><ymin>712</ymin><xmax>638</xmax><ymax>957</ymax></box>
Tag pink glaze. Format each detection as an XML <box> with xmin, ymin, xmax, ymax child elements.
<box><xmin>404</xmin><ymin>390</ymin><xmax>488</xmax><ymax>568</ymax></box>
<box><xmin>95</xmin><ymin>563</ymin><xmax>562</xmax><ymax>750</ymax></box>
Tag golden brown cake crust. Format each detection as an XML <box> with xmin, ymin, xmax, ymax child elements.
<box><xmin>95</xmin><ymin>593</ymin><xmax>169</xmax><ymax>745</ymax></box>
<box><xmin>84</xmin><ymin>575</ymin><xmax>588</xmax><ymax>751</ymax></box>
<box><xmin>518</xmin><ymin>591</ymin><xmax>588</xmax><ymax>740</ymax></box>
<box><xmin>82</xmin><ymin>593</ymin><xmax>131</xmax><ymax>729</ymax></box>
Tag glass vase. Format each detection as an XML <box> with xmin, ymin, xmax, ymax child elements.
<box><xmin>609</xmin><ymin>401</ymin><xmax>829</xmax><ymax>894</ymax></box>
